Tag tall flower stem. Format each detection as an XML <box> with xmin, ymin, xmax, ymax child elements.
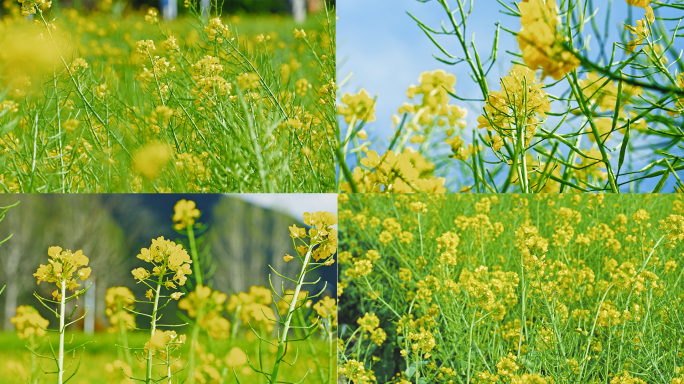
<box><xmin>185</xmin><ymin>220</ymin><xmax>201</xmax><ymax>384</ymax></box>
<box><xmin>185</xmin><ymin>224</ymin><xmax>202</xmax><ymax>286</ymax></box>
<box><xmin>187</xmin><ymin>309</ymin><xmax>202</xmax><ymax>384</ymax></box>
<box><xmin>147</xmin><ymin>268</ymin><xmax>165</xmax><ymax>384</ymax></box>
<box><xmin>58</xmin><ymin>280</ymin><xmax>66</xmax><ymax>384</ymax></box>
<box><xmin>119</xmin><ymin>311</ymin><xmax>134</xmax><ymax>370</ymax></box>
<box><xmin>29</xmin><ymin>334</ymin><xmax>37</xmax><ymax>384</ymax></box>
<box><xmin>327</xmin><ymin>323</ymin><xmax>334</xmax><ymax>384</ymax></box>
<box><xmin>269</xmin><ymin>242</ymin><xmax>315</xmax><ymax>383</ymax></box>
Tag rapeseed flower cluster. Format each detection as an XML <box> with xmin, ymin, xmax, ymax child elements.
<box><xmin>104</xmin><ymin>286</ymin><xmax>136</xmax><ymax>332</ymax></box>
<box><xmin>341</xmin><ymin>149</ymin><xmax>446</xmax><ymax>193</ymax></box>
<box><xmin>227</xmin><ymin>286</ymin><xmax>276</xmax><ymax>332</ymax></box>
<box><xmin>173</xmin><ymin>199</ymin><xmax>201</xmax><ymax>230</ymax></box>
<box><xmin>338</xmin><ymin>89</ymin><xmax>376</xmax><ymax>124</ymax></box>
<box><xmin>517</xmin><ymin>0</ymin><xmax>579</xmax><ymax>80</ymax></box>
<box><xmin>10</xmin><ymin>305</ymin><xmax>49</xmax><ymax>339</ymax></box>
<box><xmin>478</xmin><ymin>66</ymin><xmax>551</xmax><ymax>150</ymax></box>
<box><xmin>179</xmin><ymin>285</ymin><xmax>230</xmax><ymax>339</ymax></box>
<box><xmin>34</xmin><ymin>246</ymin><xmax>91</xmax><ymax>300</ymax></box>
<box><xmin>132</xmin><ymin>237</ymin><xmax>192</xmax><ymax>290</ymax></box>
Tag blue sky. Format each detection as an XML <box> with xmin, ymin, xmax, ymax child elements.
<box><xmin>336</xmin><ymin>0</ymin><xmax>678</xmax><ymax>192</ymax></box>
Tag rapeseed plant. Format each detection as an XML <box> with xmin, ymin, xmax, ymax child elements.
<box><xmin>11</xmin><ymin>305</ymin><xmax>49</xmax><ymax>383</ymax></box>
<box><xmin>105</xmin><ymin>286</ymin><xmax>136</xmax><ymax>375</ymax></box>
<box><xmin>339</xmin><ymin>193</ymin><xmax>684</xmax><ymax>383</ymax></box>
<box><xmin>128</xmin><ymin>236</ymin><xmax>191</xmax><ymax>383</ymax></box>
<box><xmin>233</xmin><ymin>211</ymin><xmax>337</xmax><ymax>384</ymax></box>
<box><xmin>32</xmin><ymin>246</ymin><xmax>93</xmax><ymax>384</ymax></box>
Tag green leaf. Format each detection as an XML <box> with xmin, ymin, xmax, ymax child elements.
<box><xmin>652</xmin><ymin>168</ymin><xmax>671</xmax><ymax>193</ymax></box>
<box><xmin>617</xmin><ymin>119</ymin><xmax>631</xmax><ymax>175</ymax></box>
<box><xmin>404</xmin><ymin>361</ymin><xmax>428</xmax><ymax>380</ymax></box>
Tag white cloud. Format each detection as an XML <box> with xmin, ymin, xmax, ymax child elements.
<box><xmin>228</xmin><ymin>194</ymin><xmax>338</xmax><ymax>222</ymax></box>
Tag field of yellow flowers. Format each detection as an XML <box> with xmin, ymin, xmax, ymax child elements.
<box><xmin>0</xmin><ymin>199</ymin><xmax>338</xmax><ymax>384</ymax></box>
<box><xmin>0</xmin><ymin>1</ymin><xmax>335</xmax><ymax>193</ymax></box>
<box><xmin>337</xmin><ymin>0</ymin><xmax>684</xmax><ymax>193</ymax></box>
<box><xmin>339</xmin><ymin>193</ymin><xmax>684</xmax><ymax>383</ymax></box>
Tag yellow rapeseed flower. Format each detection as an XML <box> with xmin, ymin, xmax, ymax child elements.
<box><xmin>173</xmin><ymin>199</ymin><xmax>201</xmax><ymax>230</ymax></box>
<box><xmin>339</xmin><ymin>89</ymin><xmax>376</xmax><ymax>123</ymax></box>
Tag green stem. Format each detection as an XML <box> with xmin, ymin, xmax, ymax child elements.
<box><xmin>269</xmin><ymin>242</ymin><xmax>316</xmax><ymax>383</ymax></box>
<box><xmin>328</xmin><ymin>325</ymin><xmax>333</xmax><ymax>384</ymax></box>
<box><xmin>119</xmin><ymin>309</ymin><xmax>134</xmax><ymax>372</ymax></box>
<box><xmin>567</xmin><ymin>72</ymin><xmax>618</xmax><ymax>192</ymax></box>
<box><xmin>58</xmin><ymin>280</ymin><xmax>66</xmax><ymax>384</ymax></box>
<box><xmin>186</xmin><ymin>224</ymin><xmax>202</xmax><ymax>287</ymax></box>
<box><xmin>187</xmin><ymin>316</ymin><xmax>202</xmax><ymax>384</ymax></box>
<box><xmin>30</xmin><ymin>334</ymin><xmax>37</xmax><ymax>384</ymax></box>
<box><xmin>296</xmin><ymin>310</ymin><xmax>326</xmax><ymax>384</ymax></box>
<box><xmin>147</xmin><ymin>271</ymin><xmax>165</xmax><ymax>384</ymax></box>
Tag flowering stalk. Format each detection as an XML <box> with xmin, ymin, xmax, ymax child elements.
<box><xmin>238</xmin><ymin>211</ymin><xmax>337</xmax><ymax>384</ymax></box>
<box><xmin>11</xmin><ymin>305</ymin><xmax>48</xmax><ymax>384</ymax></box>
<box><xmin>31</xmin><ymin>247</ymin><xmax>92</xmax><ymax>384</ymax></box>
<box><xmin>269</xmin><ymin>243</ymin><xmax>315</xmax><ymax>382</ymax></box>
<box><xmin>57</xmin><ymin>280</ymin><xmax>66</xmax><ymax>383</ymax></box>
<box><xmin>172</xmin><ymin>199</ymin><xmax>205</xmax><ymax>384</ymax></box>
<box><xmin>129</xmin><ymin>237</ymin><xmax>191</xmax><ymax>384</ymax></box>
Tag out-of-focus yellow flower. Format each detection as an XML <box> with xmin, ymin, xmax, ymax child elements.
<box><xmin>144</xmin><ymin>7</ymin><xmax>158</xmax><ymax>24</ymax></box>
<box><xmin>105</xmin><ymin>286</ymin><xmax>136</xmax><ymax>332</ymax></box>
<box><xmin>173</xmin><ymin>199</ymin><xmax>200</xmax><ymax>230</ymax></box>
<box><xmin>225</xmin><ymin>347</ymin><xmax>247</xmax><ymax>367</ymax></box>
<box><xmin>145</xmin><ymin>329</ymin><xmax>186</xmax><ymax>356</ymax></box>
<box><xmin>227</xmin><ymin>286</ymin><xmax>276</xmax><ymax>333</ymax></box>
<box><xmin>626</xmin><ymin>0</ymin><xmax>650</xmax><ymax>7</ymax></box>
<box><xmin>579</xmin><ymin>72</ymin><xmax>642</xmax><ymax>113</ymax></box>
<box><xmin>10</xmin><ymin>305</ymin><xmax>49</xmax><ymax>339</ymax></box>
<box><xmin>295</xmin><ymin>78</ymin><xmax>311</xmax><ymax>97</ymax></box>
<box><xmin>131</xmin><ymin>142</ymin><xmax>171</xmax><ymax>181</ymax></box>
<box><xmin>178</xmin><ymin>285</ymin><xmax>227</xmax><ymax>318</ymax></box>
<box><xmin>401</xmin><ymin>70</ymin><xmax>467</xmax><ymax>127</ymax></box>
<box><xmin>339</xmin><ymin>89</ymin><xmax>376</xmax><ymax>123</ymax></box>
<box><xmin>0</xmin><ymin>101</ymin><xmax>19</xmax><ymax>114</ymax></box>
<box><xmin>67</xmin><ymin>58</ymin><xmax>89</xmax><ymax>77</ymax></box>
<box><xmin>237</xmin><ymin>72</ymin><xmax>261</xmax><ymax>91</ymax></box>
<box><xmin>277</xmin><ymin>289</ymin><xmax>310</xmax><ymax>315</ymax></box>
<box><xmin>0</xmin><ymin>26</ymin><xmax>62</xmax><ymax>94</ymax></box>
<box><xmin>517</xmin><ymin>0</ymin><xmax>579</xmax><ymax>80</ymax></box>
<box><xmin>293</xmin><ymin>29</ymin><xmax>306</xmax><ymax>39</ymax></box>
<box><xmin>313</xmin><ymin>296</ymin><xmax>337</xmax><ymax>328</ymax></box>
